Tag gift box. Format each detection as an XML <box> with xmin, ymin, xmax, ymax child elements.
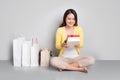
<box><xmin>67</xmin><ymin>35</ymin><xmax>80</xmax><ymax>47</ymax></box>
<box><xmin>13</xmin><ymin>37</ymin><xmax>25</xmax><ymax>67</ymax></box>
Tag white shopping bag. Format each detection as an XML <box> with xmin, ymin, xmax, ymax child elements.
<box><xmin>39</xmin><ymin>48</ymin><xmax>50</xmax><ymax>67</ymax></box>
<box><xmin>22</xmin><ymin>41</ymin><xmax>32</xmax><ymax>67</ymax></box>
<box><xmin>30</xmin><ymin>38</ymin><xmax>39</xmax><ymax>67</ymax></box>
<box><xmin>13</xmin><ymin>37</ymin><xmax>25</xmax><ymax>67</ymax></box>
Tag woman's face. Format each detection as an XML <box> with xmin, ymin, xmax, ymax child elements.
<box><xmin>65</xmin><ymin>13</ymin><xmax>75</xmax><ymax>27</ymax></box>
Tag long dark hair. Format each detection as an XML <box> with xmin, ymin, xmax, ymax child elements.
<box><xmin>59</xmin><ymin>9</ymin><xmax>78</xmax><ymax>27</ymax></box>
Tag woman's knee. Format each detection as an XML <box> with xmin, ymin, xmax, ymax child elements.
<box><xmin>50</xmin><ymin>57</ymin><xmax>68</xmax><ymax>69</ymax></box>
<box><xmin>88</xmin><ymin>56</ymin><xmax>95</xmax><ymax>65</ymax></box>
<box><xmin>50</xmin><ymin>57</ymin><xmax>62</xmax><ymax>66</ymax></box>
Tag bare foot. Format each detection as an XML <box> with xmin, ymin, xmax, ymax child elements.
<box><xmin>82</xmin><ymin>67</ymin><xmax>88</xmax><ymax>73</ymax></box>
<box><xmin>58</xmin><ymin>68</ymin><xmax>63</xmax><ymax>72</ymax></box>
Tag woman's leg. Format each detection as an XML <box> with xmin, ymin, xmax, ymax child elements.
<box><xmin>65</xmin><ymin>64</ymin><xmax>88</xmax><ymax>73</ymax></box>
<box><xmin>50</xmin><ymin>57</ymin><xmax>87</xmax><ymax>73</ymax></box>
<box><xmin>69</xmin><ymin>61</ymin><xmax>79</xmax><ymax>67</ymax></box>
<box><xmin>75</xmin><ymin>56</ymin><xmax>95</xmax><ymax>67</ymax></box>
<box><xmin>50</xmin><ymin>57</ymin><xmax>69</xmax><ymax>69</ymax></box>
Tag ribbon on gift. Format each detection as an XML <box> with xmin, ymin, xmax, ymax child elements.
<box><xmin>67</xmin><ymin>35</ymin><xmax>80</xmax><ymax>37</ymax></box>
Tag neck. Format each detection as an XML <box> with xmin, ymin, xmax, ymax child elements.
<box><xmin>65</xmin><ymin>26</ymin><xmax>74</xmax><ymax>30</ymax></box>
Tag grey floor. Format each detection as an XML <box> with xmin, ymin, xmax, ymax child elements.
<box><xmin>0</xmin><ymin>60</ymin><xmax>120</xmax><ymax>80</ymax></box>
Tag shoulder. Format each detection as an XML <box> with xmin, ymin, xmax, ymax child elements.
<box><xmin>56</xmin><ymin>27</ymin><xmax>65</xmax><ymax>32</ymax></box>
<box><xmin>74</xmin><ymin>26</ymin><xmax>83</xmax><ymax>31</ymax></box>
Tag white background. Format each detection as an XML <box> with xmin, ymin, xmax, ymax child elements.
<box><xmin>0</xmin><ymin>0</ymin><xmax>120</xmax><ymax>60</ymax></box>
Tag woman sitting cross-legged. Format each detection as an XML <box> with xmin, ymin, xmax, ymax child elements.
<box><xmin>50</xmin><ymin>9</ymin><xmax>95</xmax><ymax>73</ymax></box>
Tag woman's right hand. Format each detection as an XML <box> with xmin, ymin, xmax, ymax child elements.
<box><xmin>61</xmin><ymin>42</ymin><xmax>69</xmax><ymax>48</ymax></box>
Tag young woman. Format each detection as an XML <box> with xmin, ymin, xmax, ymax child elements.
<box><xmin>50</xmin><ymin>9</ymin><xmax>95</xmax><ymax>73</ymax></box>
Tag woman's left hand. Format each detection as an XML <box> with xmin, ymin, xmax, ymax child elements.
<box><xmin>74</xmin><ymin>44</ymin><xmax>80</xmax><ymax>48</ymax></box>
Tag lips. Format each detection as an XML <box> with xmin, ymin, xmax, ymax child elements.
<box><xmin>68</xmin><ymin>23</ymin><xmax>74</xmax><ymax>26</ymax></box>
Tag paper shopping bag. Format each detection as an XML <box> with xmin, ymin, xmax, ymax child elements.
<box><xmin>30</xmin><ymin>38</ymin><xmax>39</xmax><ymax>67</ymax></box>
<box><xmin>39</xmin><ymin>48</ymin><xmax>50</xmax><ymax>67</ymax></box>
<box><xmin>22</xmin><ymin>41</ymin><xmax>32</xmax><ymax>67</ymax></box>
<box><xmin>13</xmin><ymin>37</ymin><xmax>25</xmax><ymax>67</ymax></box>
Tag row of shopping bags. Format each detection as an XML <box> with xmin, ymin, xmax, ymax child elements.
<box><xmin>13</xmin><ymin>37</ymin><xmax>51</xmax><ymax>67</ymax></box>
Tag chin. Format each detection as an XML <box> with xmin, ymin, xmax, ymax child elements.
<box><xmin>69</xmin><ymin>25</ymin><xmax>74</xmax><ymax>27</ymax></box>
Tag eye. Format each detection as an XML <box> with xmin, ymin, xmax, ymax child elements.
<box><xmin>67</xmin><ymin>17</ymin><xmax>75</xmax><ymax>20</ymax></box>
